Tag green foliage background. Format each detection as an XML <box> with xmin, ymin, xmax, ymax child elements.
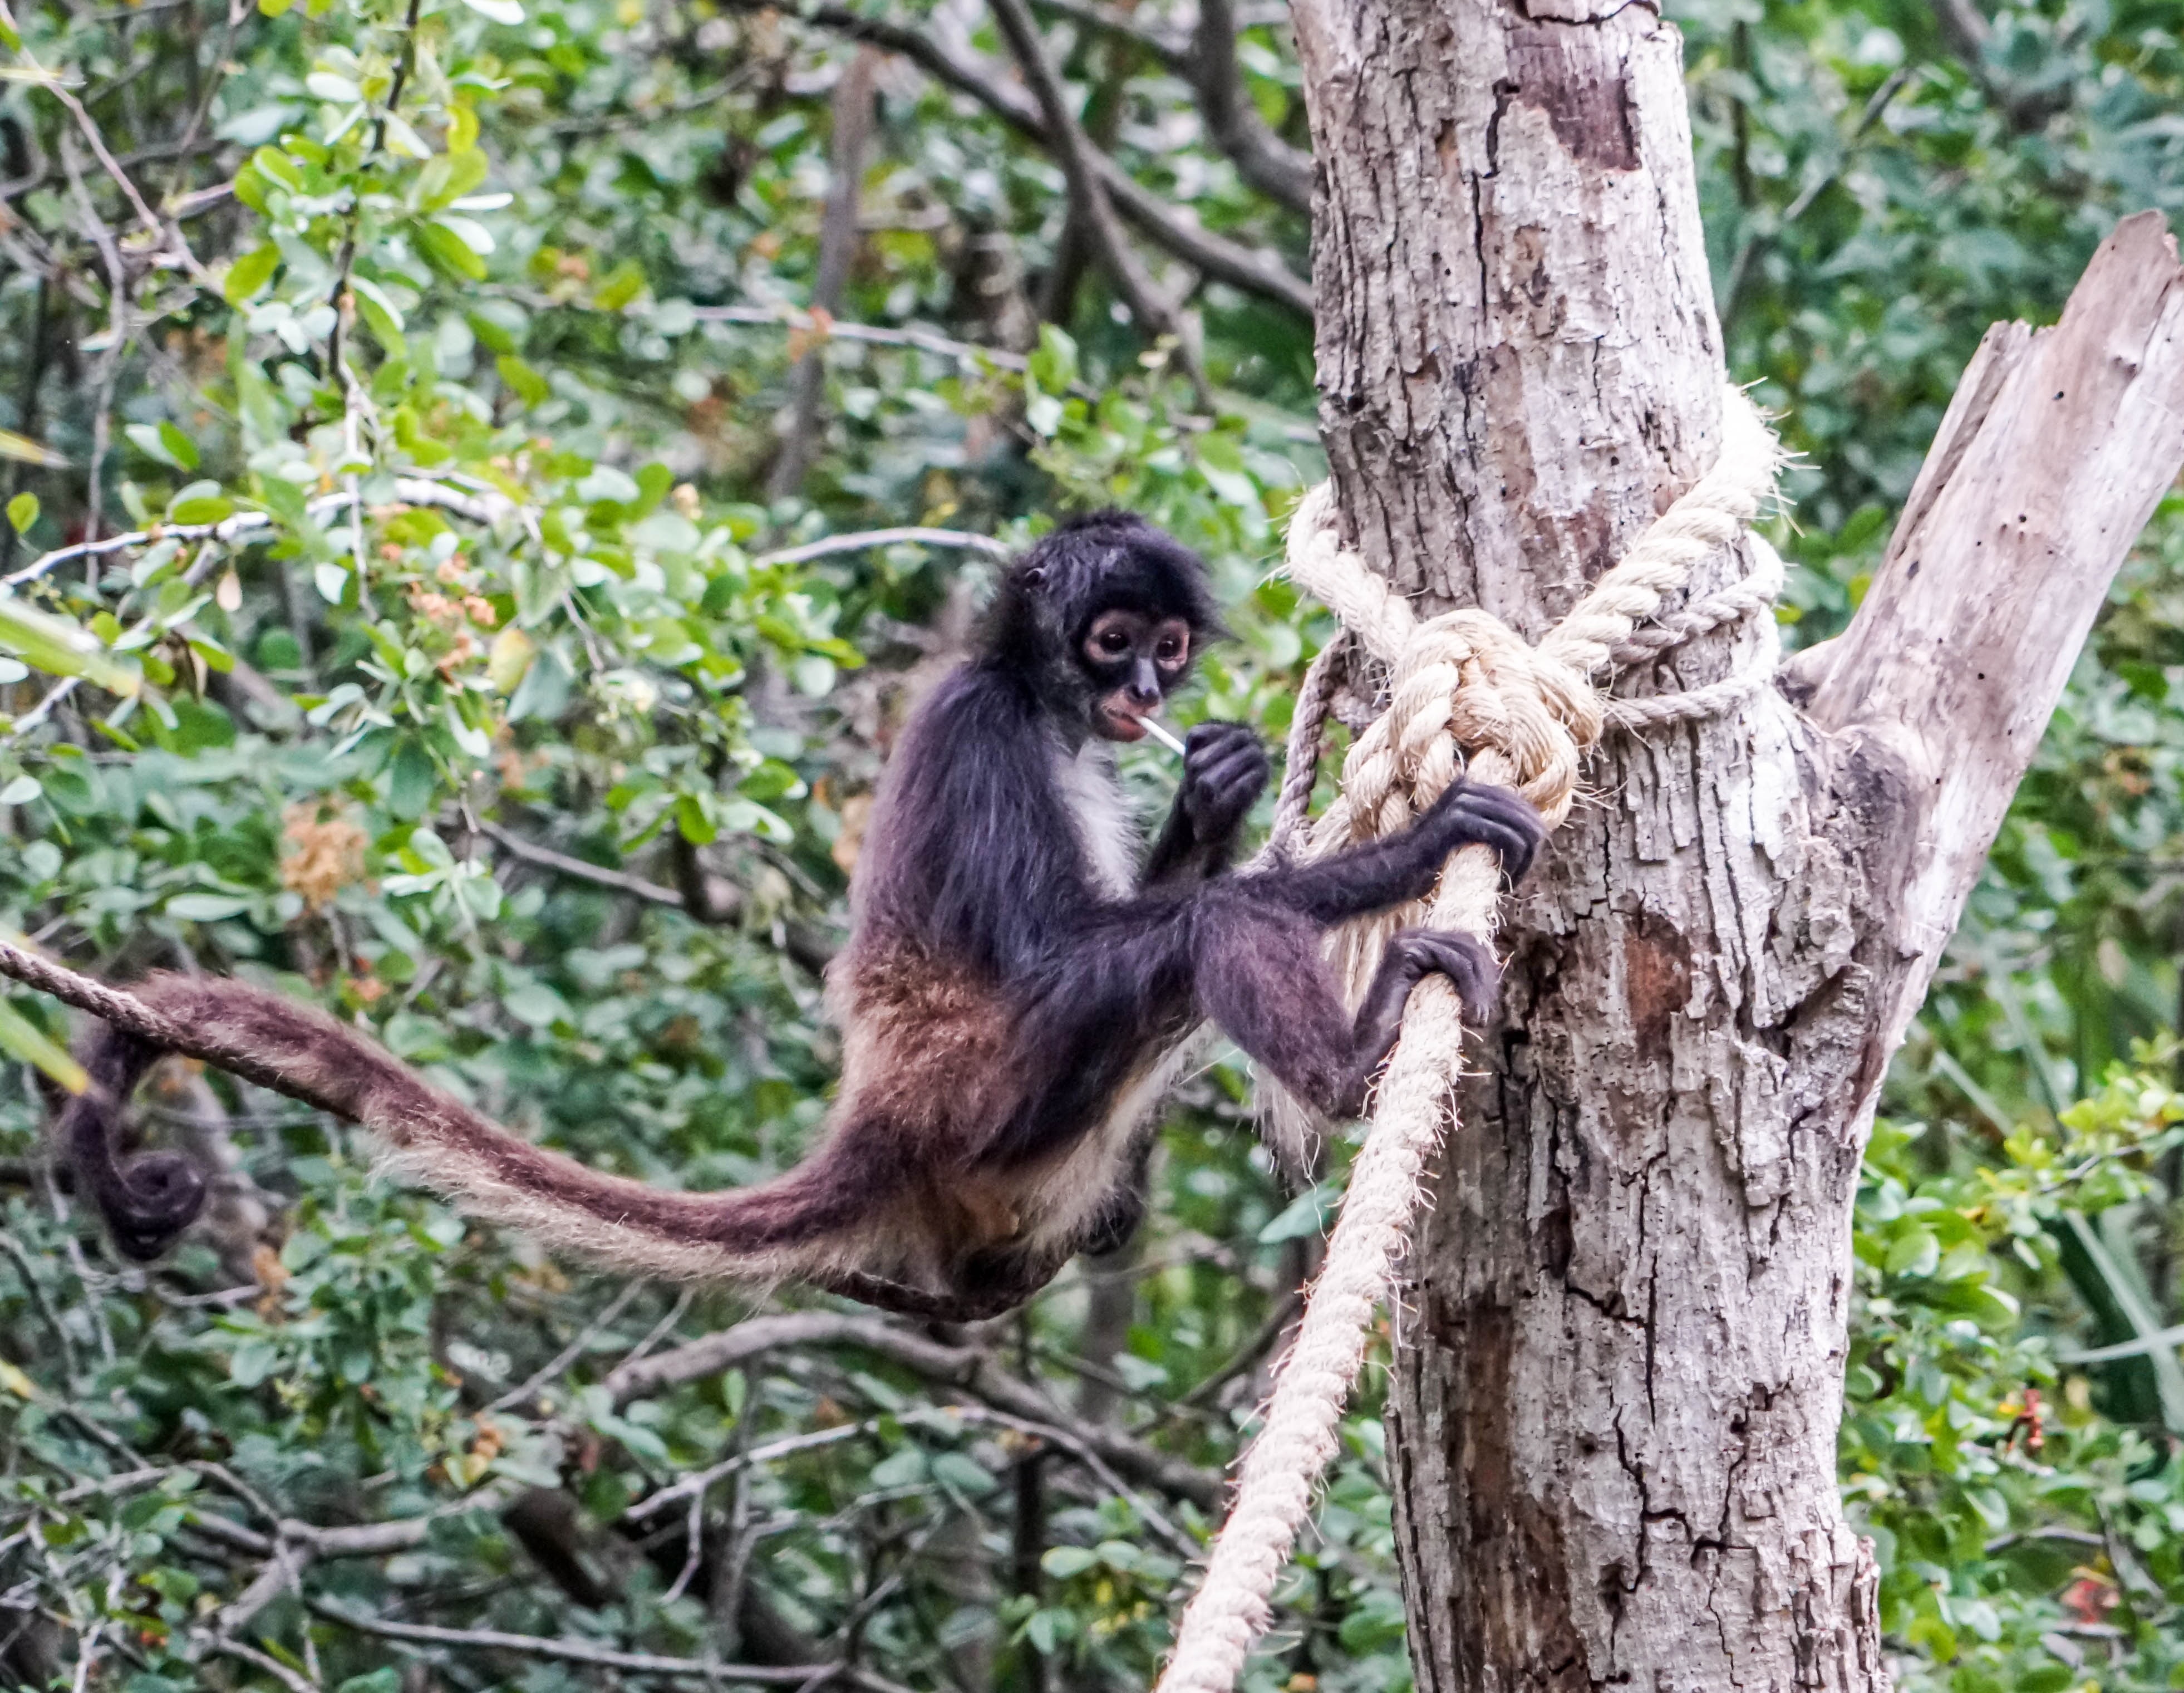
<box><xmin>0</xmin><ymin>0</ymin><xmax>2179</xmax><ymax>1685</ymax></box>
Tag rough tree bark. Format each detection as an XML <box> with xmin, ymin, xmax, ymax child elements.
<box><xmin>1287</xmin><ymin>0</ymin><xmax>2184</xmax><ymax>1682</ymax></box>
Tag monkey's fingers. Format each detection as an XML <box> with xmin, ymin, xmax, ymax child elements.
<box><xmin>1195</xmin><ymin>742</ymin><xmax>1271</xmax><ymax>799</ymax></box>
<box><xmin>1426</xmin><ymin>786</ymin><xmax>1548</xmax><ymax>884</ymax></box>
<box><xmin>1405</xmin><ymin>930</ymin><xmax>1503</xmax><ymax>1023</ymax></box>
<box><xmin>1183</xmin><ymin>720</ymin><xmax>1262</xmax><ymax>754</ymax></box>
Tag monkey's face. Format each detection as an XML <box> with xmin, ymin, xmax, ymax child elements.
<box><xmin>1079</xmin><ymin>607</ymin><xmax>1193</xmax><ymax>741</ymax></box>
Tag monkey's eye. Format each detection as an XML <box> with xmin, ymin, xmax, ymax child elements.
<box><xmin>1098</xmin><ymin>629</ymin><xmax>1132</xmax><ymax>655</ymax></box>
<box><xmin>1155</xmin><ymin>634</ymin><xmax>1187</xmax><ymax>665</ymax></box>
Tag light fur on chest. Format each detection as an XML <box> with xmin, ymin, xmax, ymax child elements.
<box><xmin>1053</xmin><ymin>740</ymin><xmax>1138</xmax><ymax>900</ymax></box>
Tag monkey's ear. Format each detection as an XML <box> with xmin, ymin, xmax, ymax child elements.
<box><xmin>1020</xmin><ymin>565</ymin><xmax>1047</xmax><ymax>591</ymax></box>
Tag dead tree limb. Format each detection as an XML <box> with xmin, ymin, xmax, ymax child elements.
<box><xmin>1809</xmin><ymin>212</ymin><xmax>2184</xmax><ymax>1072</ymax></box>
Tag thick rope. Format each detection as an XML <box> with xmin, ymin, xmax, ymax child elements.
<box><xmin>1263</xmin><ymin>635</ymin><xmax>1345</xmax><ymax>863</ymax></box>
<box><xmin>1155</xmin><ymin>387</ymin><xmax>1784</xmax><ymax>1693</ymax></box>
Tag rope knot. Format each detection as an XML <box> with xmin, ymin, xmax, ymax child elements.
<box><xmin>1282</xmin><ymin>386</ymin><xmax>1785</xmax><ymax>865</ymax></box>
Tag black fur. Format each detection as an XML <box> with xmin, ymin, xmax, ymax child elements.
<box><xmin>61</xmin><ymin>511</ymin><xmax>1547</xmax><ymax>1320</ymax></box>
<box><xmin>829</xmin><ymin>511</ymin><xmax>1546</xmax><ymax>1305</ymax></box>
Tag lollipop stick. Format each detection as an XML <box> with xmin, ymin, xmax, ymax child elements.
<box><xmin>1140</xmin><ymin>718</ymin><xmax>1186</xmax><ymax>756</ymax></box>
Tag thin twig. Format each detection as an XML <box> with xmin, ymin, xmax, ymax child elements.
<box><xmin>707</xmin><ymin>0</ymin><xmax>1312</xmax><ymax>317</ymax></box>
<box><xmin>0</xmin><ymin>1227</ymin><xmax>80</xmax><ymax>1385</ymax></box>
<box><xmin>3</xmin><ymin>477</ymin><xmax>509</xmax><ymax>587</ymax></box>
<box><xmin>986</xmin><ymin>0</ymin><xmax>1199</xmax><ymax>387</ymax></box>
<box><xmin>753</xmin><ymin>526</ymin><xmax>1012</xmax><ymax>567</ymax></box>
<box><xmin>0</xmin><ymin>0</ymin><xmax>202</xmax><ymax>277</ymax></box>
<box><xmin>625</xmin><ymin>1422</ymin><xmax>875</xmax><ymax>1524</ymax></box>
<box><xmin>486</xmin><ymin>1279</ymin><xmax>647</xmax><ymax>1413</ymax></box>
<box><xmin>61</xmin><ymin>136</ymin><xmax>130</xmax><ymax>555</ymax></box>
<box><xmin>1177</xmin><ymin>1288</ymin><xmax>1306</xmax><ymax>1408</ymax></box>
<box><xmin>477</xmin><ymin>820</ymin><xmax>686</xmax><ymax>907</ymax></box>
<box><xmin>198</xmin><ymin>1633</ymin><xmax>320</xmax><ymax>1692</ymax></box>
<box><xmin>308</xmin><ymin>1599</ymin><xmax>838</xmax><ymax>1681</ymax></box>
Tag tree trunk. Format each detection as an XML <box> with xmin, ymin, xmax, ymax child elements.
<box><xmin>1288</xmin><ymin>0</ymin><xmax>2184</xmax><ymax>1682</ymax></box>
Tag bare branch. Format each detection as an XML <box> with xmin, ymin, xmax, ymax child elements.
<box><xmin>3</xmin><ymin>477</ymin><xmax>508</xmax><ymax>587</ymax></box>
<box><xmin>770</xmin><ymin>47</ymin><xmax>883</xmax><ymax>499</ymax></box>
<box><xmin>486</xmin><ymin>1279</ymin><xmax>647</xmax><ymax>1413</ymax></box>
<box><xmin>1034</xmin><ymin>0</ymin><xmax>1191</xmax><ymax>69</ymax></box>
<box><xmin>196</xmin><ymin>1635</ymin><xmax>319</xmax><ymax>1693</ymax></box>
<box><xmin>309</xmin><ymin>1601</ymin><xmax>838</xmax><ymax>1682</ymax></box>
<box><xmin>986</xmin><ymin>0</ymin><xmax>1197</xmax><ymax>365</ymax></box>
<box><xmin>624</xmin><ymin>1421</ymin><xmax>876</xmax><ymax>1523</ymax></box>
<box><xmin>1188</xmin><ymin>0</ymin><xmax>1311</xmax><ymax>215</ymax></box>
<box><xmin>603</xmin><ymin>1308</ymin><xmax>1225</xmax><ymax>1509</ymax></box>
<box><xmin>754</xmin><ymin>526</ymin><xmax>1013</xmax><ymax>566</ymax></box>
<box><xmin>478</xmin><ymin>819</ymin><xmax>838</xmax><ymax>975</ymax></box>
<box><xmin>479</xmin><ymin>820</ymin><xmax>687</xmax><ymax>907</ymax></box>
<box><xmin>690</xmin><ymin>303</ymin><xmax>1039</xmax><ymax>372</ymax></box>
<box><xmin>718</xmin><ymin>0</ymin><xmax>1312</xmax><ymax>318</ymax></box>
<box><xmin>0</xmin><ymin>0</ymin><xmax>204</xmax><ymax>280</ymax></box>
<box><xmin>1808</xmin><ymin>211</ymin><xmax>2184</xmax><ymax>1090</ymax></box>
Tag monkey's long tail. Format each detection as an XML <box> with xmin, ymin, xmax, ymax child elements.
<box><xmin>21</xmin><ymin>957</ymin><xmax>873</xmax><ymax>1287</ymax></box>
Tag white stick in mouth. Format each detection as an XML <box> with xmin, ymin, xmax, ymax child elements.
<box><xmin>1139</xmin><ymin>718</ymin><xmax>1187</xmax><ymax>756</ymax></box>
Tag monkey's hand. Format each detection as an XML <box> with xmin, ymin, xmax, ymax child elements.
<box><xmin>1178</xmin><ymin>722</ymin><xmax>1270</xmax><ymax>848</ymax></box>
<box><xmin>1418</xmin><ymin>777</ymin><xmax>1551</xmax><ymax>885</ymax></box>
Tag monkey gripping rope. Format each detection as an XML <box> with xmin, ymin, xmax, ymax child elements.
<box><xmin>1155</xmin><ymin>385</ymin><xmax>1786</xmax><ymax>1693</ymax></box>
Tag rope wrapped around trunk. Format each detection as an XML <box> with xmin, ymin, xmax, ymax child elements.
<box><xmin>1156</xmin><ymin>385</ymin><xmax>1787</xmax><ymax>1693</ymax></box>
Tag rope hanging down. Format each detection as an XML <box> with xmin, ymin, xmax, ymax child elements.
<box><xmin>1155</xmin><ymin>386</ymin><xmax>1785</xmax><ymax>1693</ymax></box>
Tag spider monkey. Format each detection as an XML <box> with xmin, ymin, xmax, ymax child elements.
<box><xmin>58</xmin><ymin>512</ymin><xmax>1545</xmax><ymax>1320</ymax></box>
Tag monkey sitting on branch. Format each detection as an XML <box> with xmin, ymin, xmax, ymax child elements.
<box><xmin>56</xmin><ymin>512</ymin><xmax>1545</xmax><ymax>1320</ymax></box>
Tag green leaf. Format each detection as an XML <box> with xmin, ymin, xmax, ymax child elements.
<box><xmin>165</xmin><ymin>892</ymin><xmax>250</xmax><ymax>921</ymax></box>
<box><xmin>416</xmin><ymin>220</ymin><xmax>488</xmax><ymax>282</ymax></box>
<box><xmin>1885</xmin><ymin>1226</ymin><xmax>1940</xmax><ymax>1278</ymax></box>
<box><xmin>486</xmin><ymin>626</ymin><xmax>534</xmax><ymax>693</ymax></box>
<box><xmin>387</xmin><ymin>738</ymin><xmax>438</xmax><ymax>820</ymax></box>
<box><xmin>168</xmin><ymin>480</ymin><xmax>235</xmax><ymax>524</ymax></box>
<box><xmin>460</xmin><ymin>0</ymin><xmax>524</xmax><ymax>21</ymax></box>
<box><xmin>675</xmin><ymin>792</ymin><xmax>717</xmax><ymax>845</ymax></box>
<box><xmin>0</xmin><ymin>998</ymin><xmax>88</xmax><ymax>1094</ymax></box>
<box><xmin>435</xmin><ymin>214</ymin><xmax>496</xmax><ymax>257</ymax></box>
<box><xmin>501</xmin><ymin>980</ymin><xmax>570</xmax><ymax>1029</ymax></box>
<box><xmin>126</xmin><ymin>424</ymin><xmax>185</xmax><ymax>469</ymax></box>
<box><xmin>1040</xmin><ymin>1546</ymin><xmax>1097</xmax><ymax>1578</ymax></box>
<box><xmin>593</xmin><ymin>260</ymin><xmax>646</xmax><ymax>312</ymax></box>
<box><xmin>0</xmin><ymin>429</ymin><xmax>68</xmax><ymax>468</ymax></box>
<box><xmin>158</xmin><ymin>420</ymin><xmax>201</xmax><ymax>470</ymax></box>
<box><xmin>223</xmin><ymin>242</ymin><xmax>281</xmax><ymax>305</ymax></box>
<box><xmin>350</xmin><ymin>276</ymin><xmax>406</xmax><ymax>344</ymax></box>
<box><xmin>417</xmin><ymin>145</ymin><xmax>489</xmax><ymax>210</ymax></box>
<box><xmin>496</xmin><ymin>355</ymin><xmax>550</xmax><ymax>409</ymax></box>
<box><xmin>6</xmin><ymin>493</ymin><xmax>37</xmax><ymax>533</ymax></box>
<box><xmin>0</xmin><ymin>593</ymin><xmax>140</xmax><ymax>694</ymax></box>
<box><xmin>170</xmin><ymin>698</ymin><xmax>236</xmax><ymax>751</ymax></box>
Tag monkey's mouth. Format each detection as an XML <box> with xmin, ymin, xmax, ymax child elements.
<box><xmin>1096</xmin><ymin>699</ymin><xmax>1156</xmax><ymax>742</ymax></box>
